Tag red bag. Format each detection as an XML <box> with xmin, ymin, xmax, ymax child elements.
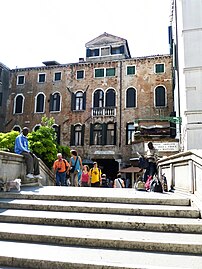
<box><xmin>145</xmin><ymin>175</ymin><xmax>152</xmax><ymax>191</ymax></box>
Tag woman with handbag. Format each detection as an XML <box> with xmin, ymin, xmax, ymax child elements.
<box><xmin>69</xmin><ymin>150</ymin><xmax>82</xmax><ymax>187</ymax></box>
<box><xmin>143</xmin><ymin>142</ymin><xmax>159</xmax><ymax>182</ymax></box>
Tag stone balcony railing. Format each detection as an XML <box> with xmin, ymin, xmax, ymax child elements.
<box><xmin>92</xmin><ymin>107</ymin><xmax>116</xmax><ymax>117</ymax></box>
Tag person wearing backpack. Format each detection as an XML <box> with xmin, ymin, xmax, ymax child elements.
<box><xmin>53</xmin><ymin>153</ymin><xmax>70</xmax><ymax>186</ymax></box>
<box><xmin>90</xmin><ymin>162</ymin><xmax>102</xmax><ymax>187</ymax></box>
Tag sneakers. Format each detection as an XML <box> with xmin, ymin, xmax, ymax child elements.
<box><xmin>34</xmin><ymin>174</ymin><xmax>43</xmax><ymax>180</ymax></box>
<box><xmin>26</xmin><ymin>173</ymin><xmax>34</xmax><ymax>179</ymax></box>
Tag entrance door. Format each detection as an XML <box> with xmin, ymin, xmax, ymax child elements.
<box><xmin>95</xmin><ymin>159</ymin><xmax>119</xmax><ymax>181</ymax></box>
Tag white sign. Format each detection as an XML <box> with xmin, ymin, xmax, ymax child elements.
<box><xmin>94</xmin><ymin>151</ymin><xmax>115</xmax><ymax>155</ymax></box>
<box><xmin>144</xmin><ymin>142</ymin><xmax>179</xmax><ymax>152</ymax></box>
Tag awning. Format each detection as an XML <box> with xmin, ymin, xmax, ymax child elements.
<box><xmin>119</xmin><ymin>167</ymin><xmax>142</xmax><ymax>173</ymax></box>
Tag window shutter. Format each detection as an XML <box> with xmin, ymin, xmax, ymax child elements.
<box><xmin>70</xmin><ymin>125</ymin><xmax>75</xmax><ymax>146</ymax></box>
<box><xmin>49</xmin><ymin>94</ymin><xmax>52</xmax><ymax>111</ymax></box>
<box><xmin>126</xmin><ymin>124</ymin><xmax>128</xmax><ymax>145</ymax></box>
<box><xmin>83</xmin><ymin>92</ymin><xmax>86</xmax><ymax>110</ymax></box>
<box><xmin>114</xmin><ymin>122</ymin><xmax>117</xmax><ymax>145</ymax></box>
<box><xmin>57</xmin><ymin>125</ymin><xmax>61</xmax><ymax>144</ymax></box>
<box><xmin>81</xmin><ymin>124</ymin><xmax>85</xmax><ymax>145</ymax></box>
<box><xmin>120</xmin><ymin>45</ymin><xmax>124</xmax><ymax>54</ymax></box>
<box><xmin>56</xmin><ymin>94</ymin><xmax>60</xmax><ymax>111</ymax></box>
<box><xmin>170</xmin><ymin>112</ymin><xmax>176</xmax><ymax>138</ymax></box>
<box><xmin>90</xmin><ymin>123</ymin><xmax>94</xmax><ymax>145</ymax></box>
<box><xmin>71</xmin><ymin>93</ymin><xmax>75</xmax><ymax>111</ymax></box>
<box><xmin>102</xmin><ymin>123</ymin><xmax>107</xmax><ymax>145</ymax></box>
<box><xmin>86</xmin><ymin>48</ymin><xmax>91</xmax><ymax>57</ymax></box>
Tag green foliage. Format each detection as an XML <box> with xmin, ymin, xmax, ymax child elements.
<box><xmin>0</xmin><ymin>131</ymin><xmax>19</xmax><ymax>152</ymax></box>
<box><xmin>28</xmin><ymin>126</ymin><xmax>57</xmax><ymax>168</ymax></box>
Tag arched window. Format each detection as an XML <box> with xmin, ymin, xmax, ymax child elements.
<box><xmin>13</xmin><ymin>125</ymin><xmax>21</xmax><ymax>132</ymax></box>
<box><xmin>14</xmin><ymin>94</ymin><xmax>24</xmax><ymax>114</ymax></box>
<box><xmin>74</xmin><ymin>124</ymin><xmax>82</xmax><ymax>146</ymax></box>
<box><xmin>106</xmin><ymin>88</ymin><xmax>115</xmax><ymax>107</ymax></box>
<box><xmin>75</xmin><ymin>91</ymin><xmax>84</xmax><ymax>111</ymax></box>
<box><xmin>93</xmin><ymin>89</ymin><xmax>104</xmax><ymax>108</ymax></box>
<box><xmin>155</xmin><ymin>86</ymin><xmax>166</xmax><ymax>107</ymax></box>
<box><xmin>33</xmin><ymin>125</ymin><xmax>41</xmax><ymax>132</ymax></box>
<box><xmin>126</xmin><ymin>87</ymin><xmax>136</xmax><ymax>108</ymax></box>
<box><xmin>35</xmin><ymin>93</ymin><xmax>45</xmax><ymax>113</ymax></box>
<box><xmin>49</xmin><ymin>92</ymin><xmax>61</xmax><ymax>112</ymax></box>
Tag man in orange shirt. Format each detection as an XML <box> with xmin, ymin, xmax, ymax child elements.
<box><xmin>53</xmin><ymin>153</ymin><xmax>70</xmax><ymax>186</ymax></box>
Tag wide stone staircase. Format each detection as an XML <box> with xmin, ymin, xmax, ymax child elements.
<box><xmin>0</xmin><ymin>186</ymin><xmax>202</xmax><ymax>269</ymax></box>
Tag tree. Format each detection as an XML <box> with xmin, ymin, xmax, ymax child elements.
<box><xmin>0</xmin><ymin>131</ymin><xmax>19</xmax><ymax>152</ymax></box>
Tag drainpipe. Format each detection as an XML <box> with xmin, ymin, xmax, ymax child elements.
<box><xmin>119</xmin><ymin>61</ymin><xmax>122</xmax><ymax>148</ymax></box>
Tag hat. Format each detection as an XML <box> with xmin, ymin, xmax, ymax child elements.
<box><xmin>93</xmin><ymin>162</ymin><xmax>97</xmax><ymax>165</ymax></box>
<box><xmin>102</xmin><ymin>174</ymin><xmax>106</xmax><ymax>177</ymax></box>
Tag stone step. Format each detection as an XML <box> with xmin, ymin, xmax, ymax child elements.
<box><xmin>0</xmin><ymin>198</ymin><xmax>199</xmax><ymax>218</ymax></box>
<box><xmin>0</xmin><ymin>240</ymin><xmax>202</xmax><ymax>269</ymax></box>
<box><xmin>0</xmin><ymin>208</ymin><xmax>202</xmax><ymax>233</ymax></box>
<box><xmin>0</xmin><ymin>222</ymin><xmax>202</xmax><ymax>255</ymax></box>
<box><xmin>0</xmin><ymin>186</ymin><xmax>191</xmax><ymax>206</ymax></box>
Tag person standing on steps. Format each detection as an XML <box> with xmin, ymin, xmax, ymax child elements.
<box><xmin>14</xmin><ymin>127</ymin><xmax>43</xmax><ymax>180</ymax></box>
<box><xmin>144</xmin><ymin>141</ymin><xmax>159</xmax><ymax>182</ymax></box>
<box><xmin>90</xmin><ymin>162</ymin><xmax>102</xmax><ymax>187</ymax></box>
<box><xmin>53</xmin><ymin>153</ymin><xmax>70</xmax><ymax>186</ymax></box>
<box><xmin>69</xmin><ymin>150</ymin><xmax>82</xmax><ymax>187</ymax></box>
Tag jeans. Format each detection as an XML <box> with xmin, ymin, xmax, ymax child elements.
<box><xmin>56</xmin><ymin>171</ymin><xmax>66</xmax><ymax>186</ymax></box>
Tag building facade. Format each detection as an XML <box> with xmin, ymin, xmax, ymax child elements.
<box><xmin>3</xmin><ymin>33</ymin><xmax>177</xmax><ymax>178</ymax></box>
<box><xmin>170</xmin><ymin>0</ymin><xmax>202</xmax><ymax>150</ymax></box>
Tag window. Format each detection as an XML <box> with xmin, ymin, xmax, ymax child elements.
<box><xmin>53</xmin><ymin>124</ymin><xmax>60</xmax><ymax>144</ymax></box>
<box><xmin>38</xmin><ymin>73</ymin><xmax>46</xmax><ymax>83</ymax></box>
<box><xmin>17</xmin><ymin>75</ymin><xmax>25</xmax><ymax>85</ymax></box>
<box><xmin>49</xmin><ymin>92</ymin><xmax>61</xmax><ymax>112</ymax></box>
<box><xmin>101</xmin><ymin>47</ymin><xmax>110</xmax><ymax>56</ymax></box>
<box><xmin>75</xmin><ymin>91</ymin><xmax>84</xmax><ymax>111</ymax></box>
<box><xmin>13</xmin><ymin>125</ymin><xmax>21</xmax><ymax>132</ymax></box>
<box><xmin>155</xmin><ymin>63</ymin><xmax>165</xmax><ymax>73</ymax></box>
<box><xmin>111</xmin><ymin>45</ymin><xmax>124</xmax><ymax>55</ymax></box>
<box><xmin>106</xmin><ymin>68</ymin><xmax>115</xmax><ymax>77</ymax></box>
<box><xmin>33</xmin><ymin>125</ymin><xmax>41</xmax><ymax>132</ymax></box>
<box><xmin>95</xmin><ymin>68</ymin><xmax>115</xmax><ymax>78</ymax></box>
<box><xmin>0</xmin><ymin>92</ymin><xmax>2</xmax><ymax>106</ymax></box>
<box><xmin>76</xmin><ymin>70</ymin><xmax>84</xmax><ymax>79</ymax></box>
<box><xmin>106</xmin><ymin>88</ymin><xmax>115</xmax><ymax>107</ymax></box>
<box><xmin>75</xmin><ymin>125</ymin><xmax>82</xmax><ymax>146</ymax></box>
<box><xmin>126</xmin><ymin>87</ymin><xmax>136</xmax><ymax>108</ymax></box>
<box><xmin>92</xmin><ymin>123</ymin><xmax>103</xmax><ymax>145</ymax></box>
<box><xmin>70</xmin><ymin>124</ymin><xmax>84</xmax><ymax>146</ymax></box>
<box><xmin>14</xmin><ymin>94</ymin><xmax>24</xmax><ymax>114</ymax></box>
<box><xmin>127</xmin><ymin>65</ymin><xmax>136</xmax><ymax>75</ymax></box>
<box><xmin>86</xmin><ymin>48</ymin><xmax>99</xmax><ymax>57</ymax></box>
<box><xmin>106</xmin><ymin>123</ymin><xmax>116</xmax><ymax>145</ymax></box>
<box><xmin>95</xmin><ymin>68</ymin><xmax>104</xmax><ymax>78</ymax></box>
<box><xmin>35</xmin><ymin>93</ymin><xmax>45</xmax><ymax>113</ymax></box>
<box><xmin>126</xmin><ymin>123</ymin><xmax>135</xmax><ymax>145</ymax></box>
<box><xmin>93</xmin><ymin>89</ymin><xmax>104</xmax><ymax>108</ymax></box>
<box><xmin>155</xmin><ymin>86</ymin><xmax>166</xmax><ymax>107</ymax></box>
<box><xmin>54</xmin><ymin>72</ymin><xmax>61</xmax><ymax>81</ymax></box>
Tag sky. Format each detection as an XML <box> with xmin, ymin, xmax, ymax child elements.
<box><xmin>1</xmin><ymin>0</ymin><xmax>172</xmax><ymax>69</ymax></box>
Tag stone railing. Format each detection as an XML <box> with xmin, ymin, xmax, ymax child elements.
<box><xmin>158</xmin><ymin>150</ymin><xmax>202</xmax><ymax>201</ymax></box>
<box><xmin>0</xmin><ymin>151</ymin><xmax>55</xmax><ymax>186</ymax></box>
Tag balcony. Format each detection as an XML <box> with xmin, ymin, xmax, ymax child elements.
<box><xmin>92</xmin><ymin>107</ymin><xmax>116</xmax><ymax>117</ymax></box>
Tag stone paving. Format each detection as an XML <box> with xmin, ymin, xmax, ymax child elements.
<box><xmin>0</xmin><ymin>186</ymin><xmax>201</xmax><ymax>268</ymax></box>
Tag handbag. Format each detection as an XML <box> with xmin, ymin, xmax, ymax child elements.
<box><xmin>70</xmin><ymin>157</ymin><xmax>78</xmax><ymax>173</ymax></box>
